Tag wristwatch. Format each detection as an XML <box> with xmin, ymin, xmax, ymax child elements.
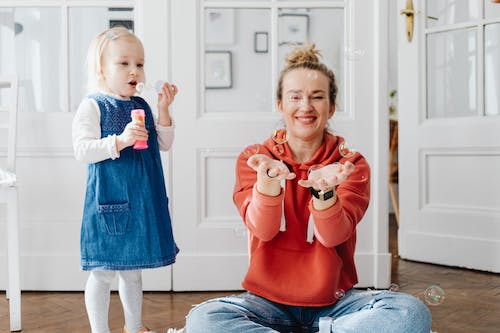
<box><xmin>309</xmin><ymin>187</ymin><xmax>336</xmax><ymax>201</ymax></box>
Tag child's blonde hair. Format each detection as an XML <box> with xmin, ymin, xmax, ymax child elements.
<box><xmin>85</xmin><ymin>26</ymin><xmax>143</xmax><ymax>93</ymax></box>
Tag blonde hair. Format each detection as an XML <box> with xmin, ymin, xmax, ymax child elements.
<box><xmin>85</xmin><ymin>26</ymin><xmax>143</xmax><ymax>93</ymax></box>
<box><xmin>277</xmin><ymin>44</ymin><xmax>338</xmax><ymax>105</ymax></box>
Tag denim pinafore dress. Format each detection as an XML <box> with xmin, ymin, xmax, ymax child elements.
<box><xmin>80</xmin><ymin>93</ymin><xmax>179</xmax><ymax>271</ymax></box>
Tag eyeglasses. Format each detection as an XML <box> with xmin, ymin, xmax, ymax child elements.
<box><xmin>286</xmin><ymin>93</ymin><xmax>327</xmax><ymax>106</ymax></box>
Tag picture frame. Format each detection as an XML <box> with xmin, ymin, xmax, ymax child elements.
<box><xmin>278</xmin><ymin>13</ymin><xmax>309</xmax><ymax>46</ymax></box>
<box><xmin>205</xmin><ymin>51</ymin><xmax>232</xmax><ymax>89</ymax></box>
<box><xmin>254</xmin><ymin>32</ymin><xmax>269</xmax><ymax>53</ymax></box>
<box><xmin>109</xmin><ymin>19</ymin><xmax>134</xmax><ymax>31</ymax></box>
<box><xmin>205</xmin><ymin>9</ymin><xmax>235</xmax><ymax>45</ymax></box>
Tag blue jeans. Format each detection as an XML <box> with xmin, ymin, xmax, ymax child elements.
<box><xmin>185</xmin><ymin>289</ymin><xmax>431</xmax><ymax>333</ymax></box>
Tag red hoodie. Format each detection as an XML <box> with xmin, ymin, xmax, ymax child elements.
<box><xmin>233</xmin><ymin>133</ymin><xmax>370</xmax><ymax>306</ymax></box>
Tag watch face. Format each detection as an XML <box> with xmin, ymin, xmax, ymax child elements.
<box><xmin>322</xmin><ymin>189</ymin><xmax>335</xmax><ymax>200</ymax></box>
<box><xmin>309</xmin><ymin>187</ymin><xmax>335</xmax><ymax>200</ymax></box>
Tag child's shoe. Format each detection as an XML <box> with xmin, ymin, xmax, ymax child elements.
<box><xmin>123</xmin><ymin>327</ymin><xmax>156</xmax><ymax>333</ymax></box>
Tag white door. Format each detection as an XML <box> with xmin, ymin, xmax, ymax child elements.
<box><xmin>170</xmin><ymin>0</ymin><xmax>391</xmax><ymax>290</ymax></box>
<box><xmin>398</xmin><ymin>0</ymin><xmax>500</xmax><ymax>272</ymax></box>
<box><xmin>0</xmin><ymin>0</ymin><xmax>173</xmax><ymax>291</ymax></box>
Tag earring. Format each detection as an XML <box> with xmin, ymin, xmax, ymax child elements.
<box><xmin>243</xmin><ymin>144</ymin><xmax>260</xmax><ymax>157</ymax></box>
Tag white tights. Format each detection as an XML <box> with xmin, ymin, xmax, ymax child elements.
<box><xmin>85</xmin><ymin>270</ymin><xmax>144</xmax><ymax>333</ymax></box>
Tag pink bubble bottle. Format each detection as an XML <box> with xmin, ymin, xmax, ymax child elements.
<box><xmin>130</xmin><ymin>109</ymin><xmax>148</xmax><ymax>150</ymax></box>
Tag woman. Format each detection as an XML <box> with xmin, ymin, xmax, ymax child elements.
<box><xmin>185</xmin><ymin>44</ymin><xmax>431</xmax><ymax>333</ymax></box>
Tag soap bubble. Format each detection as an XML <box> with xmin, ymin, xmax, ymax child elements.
<box><xmin>344</xmin><ymin>40</ymin><xmax>366</xmax><ymax>61</ymax></box>
<box><xmin>307</xmin><ymin>71</ymin><xmax>318</xmax><ymax>80</ymax></box>
<box><xmin>272</xmin><ymin>128</ymin><xmax>288</xmax><ymax>144</ymax></box>
<box><xmin>424</xmin><ymin>285</ymin><xmax>445</xmax><ymax>306</ymax></box>
<box><xmin>339</xmin><ymin>141</ymin><xmax>357</xmax><ymax>158</ymax></box>
<box><xmin>136</xmin><ymin>80</ymin><xmax>165</xmax><ymax>94</ymax></box>
<box><xmin>273</xmin><ymin>144</ymin><xmax>285</xmax><ymax>155</ymax></box>
<box><xmin>334</xmin><ymin>289</ymin><xmax>345</xmax><ymax>299</ymax></box>
<box><xmin>243</xmin><ymin>144</ymin><xmax>260</xmax><ymax>157</ymax></box>
<box><xmin>233</xmin><ymin>226</ymin><xmax>248</xmax><ymax>239</ymax></box>
<box><xmin>388</xmin><ymin>283</ymin><xmax>399</xmax><ymax>292</ymax></box>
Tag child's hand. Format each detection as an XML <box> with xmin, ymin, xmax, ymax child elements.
<box><xmin>247</xmin><ymin>154</ymin><xmax>296</xmax><ymax>181</ymax></box>
<box><xmin>157</xmin><ymin>82</ymin><xmax>178</xmax><ymax>112</ymax></box>
<box><xmin>157</xmin><ymin>82</ymin><xmax>178</xmax><ymax>127</ymax></box>
<box><xmin>298</xmin><ymin>161</ymin><xmax>355</xmax><ymax>191</ymax></box>
<box><xmin>116</xmin><ymin>121</ymin><xmax>149</xmax><ymax>151</ymax></box>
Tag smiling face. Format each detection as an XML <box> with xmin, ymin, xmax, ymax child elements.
<box><xmin>277</xmin><ymin>68</ymin><xmax>335</xmax><ymax>144</ymax></box>
<box><xmin>100</xmin><ymin>36</ymin><xmax>145</xmax><ymax>98</ymax></box>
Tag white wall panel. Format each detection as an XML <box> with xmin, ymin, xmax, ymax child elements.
<box><xmin>424</xmin><ymin>151</ymin><xmax>500</xmax><ymax>211</ymax></box>
<box><xmin>196</xmin><ymin>149</ymin><xmax>248</xmax><ymax>254</ymax></box>
<box><xmin>16</xmin><ymin>153</ymin><xmax>86</xmax><ymax>221</ymax></box>
<box><xmin>201</xmin><ymin>150</ymin><xmax>239</xmax><ymax>222</ymax></box>
<box><xmin>0</xmin><ymin>151</ymin><xmax>173</xmax><ymax>290</ymax></box>
<box><xmin>413</xmin><ymin>149</ymin><xmax>500</xmax><ymax>242</ymax></box>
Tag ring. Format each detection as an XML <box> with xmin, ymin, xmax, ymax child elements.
<box><xmin>266</xmin><ymin>169</ymin><xmax>277</xmax><ymax>178</ymax></box>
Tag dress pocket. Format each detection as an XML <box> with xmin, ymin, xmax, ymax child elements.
<box><xmin>97</xmin><ymin>202</ymin><xmax>130</xmax><ymax>235</ymax></box>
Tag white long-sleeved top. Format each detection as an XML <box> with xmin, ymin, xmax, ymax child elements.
<box><xmin>72</xmin><ymin>96</ymin><xmax>174</xmax><ymax>164</ymax></box>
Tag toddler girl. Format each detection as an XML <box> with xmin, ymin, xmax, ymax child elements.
<box><xmin>72</xmin><ymin>26</ymin><xmax>179</xmax><ymax>333</ymax></box>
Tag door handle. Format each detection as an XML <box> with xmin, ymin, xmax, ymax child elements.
<box><xmin>400</xmin><ymin>0</ymin><xmax>415</xmax><ymax>42</ymax></box>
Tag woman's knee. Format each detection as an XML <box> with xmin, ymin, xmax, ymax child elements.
<box><xmin>185</xmin><ymin>298</ymin><xmax>241</xmax><ymax>333</ymax></box>
<box><xmin>393</xmin><ymin>292</ymin><xmax>432</xmax><ymax>331</ymax></box>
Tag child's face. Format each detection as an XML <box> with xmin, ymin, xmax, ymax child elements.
<box><xmin>101</xmin><ymin>37</ymin><xmax>145</xmax><ymax>98</ymax></box>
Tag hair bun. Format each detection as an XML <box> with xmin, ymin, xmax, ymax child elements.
<box><xmin>284</xmin><ymin>44</ymin><xmax>322</xmax><ymax>67</ymax></box>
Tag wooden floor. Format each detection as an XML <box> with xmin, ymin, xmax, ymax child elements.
<box><xmin>1</xmin><ymin>215</ymin><xmax>499</xmax><ymax>332</ymax></box>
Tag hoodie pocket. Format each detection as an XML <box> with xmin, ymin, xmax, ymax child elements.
<box><xmin>98</xmin><ymin>202</ymin><xmax>130</xmax><ymax>235</ymax></box>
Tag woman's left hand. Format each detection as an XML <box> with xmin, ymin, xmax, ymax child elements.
<box><xmin>298</xmin><ymin>161</ymin><xmax>355</xmax><ymax>191</ymax></box>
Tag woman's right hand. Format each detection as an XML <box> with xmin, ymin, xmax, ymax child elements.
<box><xmin>116</xmin><ymin>121</ymin><xmax>149</xmax><ymax>151</ymax></box>
<box><xmin>247</xmin><ymin>154</ymin><xmax>295</xmax><ymax>197</ymax></box>
<box><xmin>247</xmin><ymin>154</ymin><xmax>296</xmax><ymax>181</ymax></box>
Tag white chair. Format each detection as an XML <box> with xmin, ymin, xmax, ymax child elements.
<box><xmin>0</xmin><ymin>76</ymin><xmax>21</xmax><ymax>331</ymax></box>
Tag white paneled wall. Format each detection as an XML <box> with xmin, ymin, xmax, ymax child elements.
<box><xmin>0</xmin><ymin>0</ymin><xmax>173</xmax><ymax>291</ymax></box>
<box><xmin>1</xmin><ymin>0</ymin><xmax>392</xmax><ymax>291</ymax></box>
